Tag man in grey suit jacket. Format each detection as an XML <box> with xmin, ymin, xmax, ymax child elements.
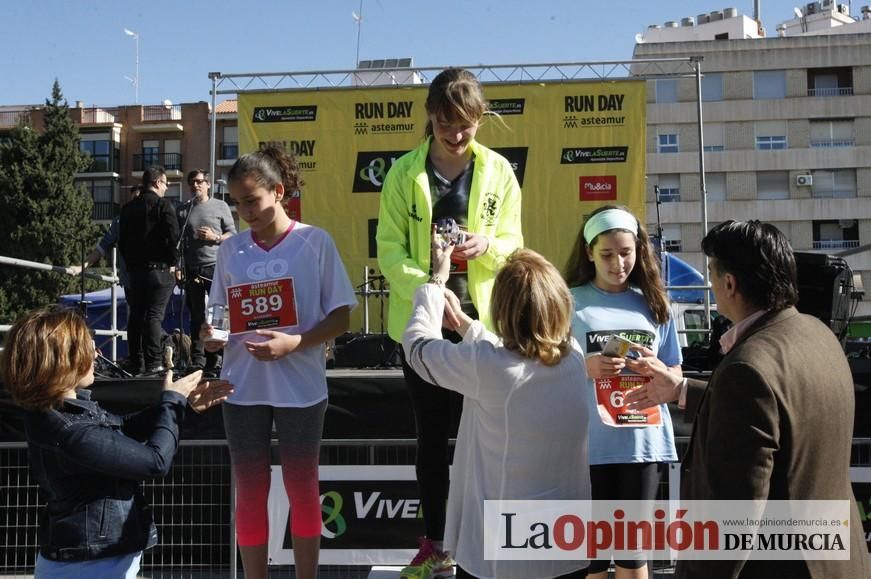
<box><xmin>626</xmin><ymin>220</ymin><xmax>869</xmax><ymax>578</ymax></box>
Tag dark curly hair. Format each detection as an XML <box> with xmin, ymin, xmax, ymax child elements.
<box><xmin>228</xmin><ymin>143</ymin><xmax>305</xmax><ymax>213</ymax></box>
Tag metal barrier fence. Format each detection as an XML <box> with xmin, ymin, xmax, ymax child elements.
<box><xmin>3</xmin><ymin>437</ymin><xmax>871</xmax><ymax>577</ymax></box>
<box><xmin>0</xmin><ymin>438</ymin><xmax>418</xmax><ymax>578</ymax></box>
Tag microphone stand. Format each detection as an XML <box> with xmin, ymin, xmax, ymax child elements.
<box><xmin>175</xmin><ymin>197</ymin><xmax>195</xmax><ymax>362</ymax></box>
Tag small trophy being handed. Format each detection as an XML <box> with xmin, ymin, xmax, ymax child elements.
<box><xmin>206</xmin><ymin>304</ymin><xmax>230</xmax><ymax>345</ymax></box>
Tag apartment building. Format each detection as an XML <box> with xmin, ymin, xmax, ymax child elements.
<box><xmin>0</xmin><ymin>100</ymin><xmax>218</xmax><ymax>219</ymax></box>
<box><xmin>634</xmin><ymin>2</ymin><xmax>871</xmax><ymax>316</ymax></box>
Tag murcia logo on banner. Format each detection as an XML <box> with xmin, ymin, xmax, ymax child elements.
<box><xmin>562</xmin><ymin>93</ymin><xmax>626</xmax><ymax>129</ymax></box>
<box><xmin>491</xmin><ymin>147</ymin><xmax>529</xmax><ymax>186</ymax></box>
<box><xmin>488</xmin><ymin>98</ymin><xmax>525</xmax><ymax>116</ymax></box>
<box><xmin>561</xmin><ymin>147</ymin><xmax>628</xmax><ymax>164</ymax></box>
<box><xmin>258</xmin><ymin>140</ymin><xmax>317</xmax><ymax>172</ymax></box>
<box><xmin>252</xmin><ymin>105</ymin><xmax>317</xmax><ymax>123</ymax></box>
<box><xmin>579</xmin><ymin>176</ymin><xmax>618</xmax><ymax>201</ymax></box>
<box><xmin>353</xmin><ymin>101</ymin><xmax>416</xmax><ymax>135</ymax></box>
<box><xmin>352</xmin><ymin>150</ymin><xmax>409</xmax><ymax>193</ymax></box>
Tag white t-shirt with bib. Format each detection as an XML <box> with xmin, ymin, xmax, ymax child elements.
<box><xmin>209</xmin><ymin>222</ymin><xmax>357</xmax><ymax>407</ymax></box>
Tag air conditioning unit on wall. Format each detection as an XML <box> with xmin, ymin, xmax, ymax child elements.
<box><xmin>796</xmin><ymin>174</ymin><xmax>813</xmax><ymax>187</ymax></box>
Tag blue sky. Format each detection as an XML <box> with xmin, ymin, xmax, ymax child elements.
<box><xmin>4</xmin><ymin>0</ymin><xmax>810</xmax><ymax>107</ymax></box>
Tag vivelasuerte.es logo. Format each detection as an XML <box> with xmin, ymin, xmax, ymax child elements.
<box><xmin>561</xmin><ymin>146</ymin><xmax>628</xmax><ymax>164</ymax></box>
<box><xmin>352</xmin><ymin>150</ymin><xmax>410</xmax><ymax>193</ymax></box>
<box><xmin>488</xmin><ymin>98</ymin><xmax>525</xmax><ymax>116</ymax></box>
<box><xmin>579</xmin><ymin>175</ymin><xmax>617</xmax><ymax>201</ymax></box>
<box><xmin>252</xmin><ymin>105</ymin><xmax>318</xmax><ymax>123</ymax></box>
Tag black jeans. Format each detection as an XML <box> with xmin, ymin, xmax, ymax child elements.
<box><xmin>127</xmin><ymin>268</ymin><xmax>175</xmax><ymax>369</ymax></box>
<box><xmin>184</xmin><ymin>263</ymin><xmax>219</xmax><ymax>368</ymax></box>
<box><xmin>400</xmin><ymin>330</ymin><xmax>463</xmax><ymax>541</ymax></box>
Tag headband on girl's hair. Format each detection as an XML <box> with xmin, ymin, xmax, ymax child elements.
<box><xmin>583</xmin><ymin>209</ymin><xmax>639</xmax><ymax>244</ymax></box>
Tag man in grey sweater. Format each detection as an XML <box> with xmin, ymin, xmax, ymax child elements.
<box><xmin>177</xmin><ymin>169</ymin><xmax>236</xmax><ymax>372</ymax></box>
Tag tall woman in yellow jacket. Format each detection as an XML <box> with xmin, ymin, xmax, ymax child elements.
<box><xmin>376</xmin><ymin>67</ymin><xmax>522</xmax><ymax>579</ymax></box>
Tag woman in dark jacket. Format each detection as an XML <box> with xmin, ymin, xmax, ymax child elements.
<box><xmin>1</xmin><ymin>306</ymin><xmax>232</xmax><ymax>578</ymax></box>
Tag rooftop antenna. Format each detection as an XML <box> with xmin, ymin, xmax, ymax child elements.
<box><xmin>352</xmin><ymin>0</ymin><xmax>363</xmax><ymax>67</ymax></box>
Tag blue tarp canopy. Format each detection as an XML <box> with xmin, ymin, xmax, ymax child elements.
<box><xmin>662</xmin><ymin>252</ymin><xmax>715</xmax><ymax>304</ymax></box>
<box><xmin>58</xmin><ymin>286</ymin><xmax>190</xmax><ymax>357</ymax></box>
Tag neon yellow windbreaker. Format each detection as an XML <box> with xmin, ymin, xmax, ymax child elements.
<box><xmin>376</xmin><ymin>138</ymin><xmax>523</xmax><ymax>341</ymax></box>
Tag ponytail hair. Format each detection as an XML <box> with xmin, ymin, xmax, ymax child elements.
<box><xmin>228</xmin><ymin>143</ymin><xmax>305</xmax><ymax>205</ymax></box>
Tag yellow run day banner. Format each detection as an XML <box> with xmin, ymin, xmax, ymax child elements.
<box><xmin>238</xmin><ymin>80</ymin><xmax>645</xmax><ymax>329</ymax></box>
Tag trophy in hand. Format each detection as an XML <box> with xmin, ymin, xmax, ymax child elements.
<box><xmin>206</xmin><ymin>304</ymin><xmax>230</xmax><ymax>345</ymax></box>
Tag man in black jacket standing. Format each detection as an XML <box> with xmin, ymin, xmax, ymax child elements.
<box><xmin>120</xmin><ymin>166</ymin><xmax>180</xmax><ymax>375</ymax></box>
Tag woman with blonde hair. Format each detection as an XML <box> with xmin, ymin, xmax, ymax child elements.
<box><xmin>402</xmin><ymin>242</ymin><xmax>590</xmax><ymax>579</ymax></box>
<box><xmin>2</xmin><ymin>306</ymin><xmax>231</xmax><ymax>578</ymax></box>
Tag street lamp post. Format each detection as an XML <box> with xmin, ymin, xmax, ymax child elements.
<box><xmin>123</xmin><ymin>28</ymin><xmax>139</xmax><ymax>104</ymax></box>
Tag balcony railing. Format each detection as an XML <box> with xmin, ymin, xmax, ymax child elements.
<box><xmin>133</xmin><ymin>152</ymin><xmax>183</xmax><ymax>171</ymax></box>
<box><xmin>142</xmin><ymin>104</ymin><xmax>182</xmax><ymax>121</ymax></box>
<box><xmin>0</xmin><ymin>110</ymin><xmax>30</xmax><ymax>127</ymax></box>
<box><xmin>81</xmin><ymin>108</ymin><xmax>118</xmax><ymax>124</ymax></box>
<box><xmin>658</xmin><ymin>191</ymin><xmax>681</xmax><ymax>203</ymax></box>
<box><xmin>220</xmin><ymin>142</ymin><xmax>238</xmax><ymax>160</ymax></box>
<box><xmin>807</xmin><ymin>87</ymin><xmax>853</xmax><ymax>97</ymax></box>
<box><xmin>809</xmin><ymin>138</ymin><xmax>855</xmax><ymax>148</ymax></box>
<box><xmin>812</xmin><ymin>239</ymin><xmax>859</xmax><ymax>250</ymax></box>
<box><xmin>92</xmin><ymin>202</ymin><xmax>118</xmax><ymax>221</ymax></box>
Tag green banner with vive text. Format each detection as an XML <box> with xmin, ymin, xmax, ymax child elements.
<box><xmin>238</xmin><ymin>80</ymin><xmax>646</xmax><ymax>328</ymax></box>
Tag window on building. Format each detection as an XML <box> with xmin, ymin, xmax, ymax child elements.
<box><xmin>756</xmin><ymin>136</ymin><xmax>787</xmax><ymax>150</ymax></box>
<box><xmin>703</xmin><ymin>123</ymin><xmax>725</xmax><ymax>152</ymax></box>
<box><xmin>809</xmin><ymin>119</ymin><xmax>854</xmax><ymax>148</ymax></box>
<box><xmin>221</xmin><ymin>126</ymin><xmax>238</xmax><ymax>159</ymax></box>
<box><xmin>164</xmin><ymin>139</ymin><xmax>181</xmax><ymax>170</ymax></box>
<box><xmin>811</xmin><ymin>169</ymin><xmax>857</xmax><ymax>199</ymax></box>
<box><xmin>701</xmin><ymin>72</ymin><xmax>723</xmax><ymax>102</ymax></box>
<box><xmin>753</xmin><ymin>70</ymin><xmax>786</xmax><ymax>99</ymax></box>
<box><xmin>80</xmin><ymin>139</ymin><xmax>113</xmax><ymax>172</ymax></box>
<box><xmin>141</xmin><ymin>140</ymin><xmax>160</xmax><ymax>168</ymax></box>
<box><xmin>756</xmin><ymin>171</ymin><xmax>789</xmax><ymax>200</ymax></box>
<box><xmin>755</xmin><ymin>120</ymin><xmax>787</xmax><ymax>150</ymax></box>
<box><xmin>706</xmin><ymin>172</ymin><xmax>726</xmax><ymax>201</ymax></box>
<box><xmin>656</xmin><ymin>79</ymin><xmax>678</xmax><ymax>103</ymax></box>
<box><xmin>657</xmin><ymin>175</ymin><xmax>681</xmax><ymax>202</ymax></box>
<box><xmin>661</xmin><ymin>224</ymin><xmax>682</xmax><ymax>252</ymax></box>
<box><xmin>812</xmin><ymin>219</ymin><xmax>859</xmax><ymax>250</ymax></box>
<box><xmin>80</xmin><ymin>179</ymin><xmax>116</xmax><ymax>220</ymax></box>
<box><xmin>658</xmin><ymin>132</ymin><xmax>679</xmax><ymax>153</ymax></box>
<box><xmin>807</xmin><ymin>67</ymin><xmax>853</xmax><ymax>96</ymax></box>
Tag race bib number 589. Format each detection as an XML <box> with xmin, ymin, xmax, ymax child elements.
<box><xmin>227</xmin><ymin>278</ymin><xmax>298</xmax><ymax>334</ymax></box>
